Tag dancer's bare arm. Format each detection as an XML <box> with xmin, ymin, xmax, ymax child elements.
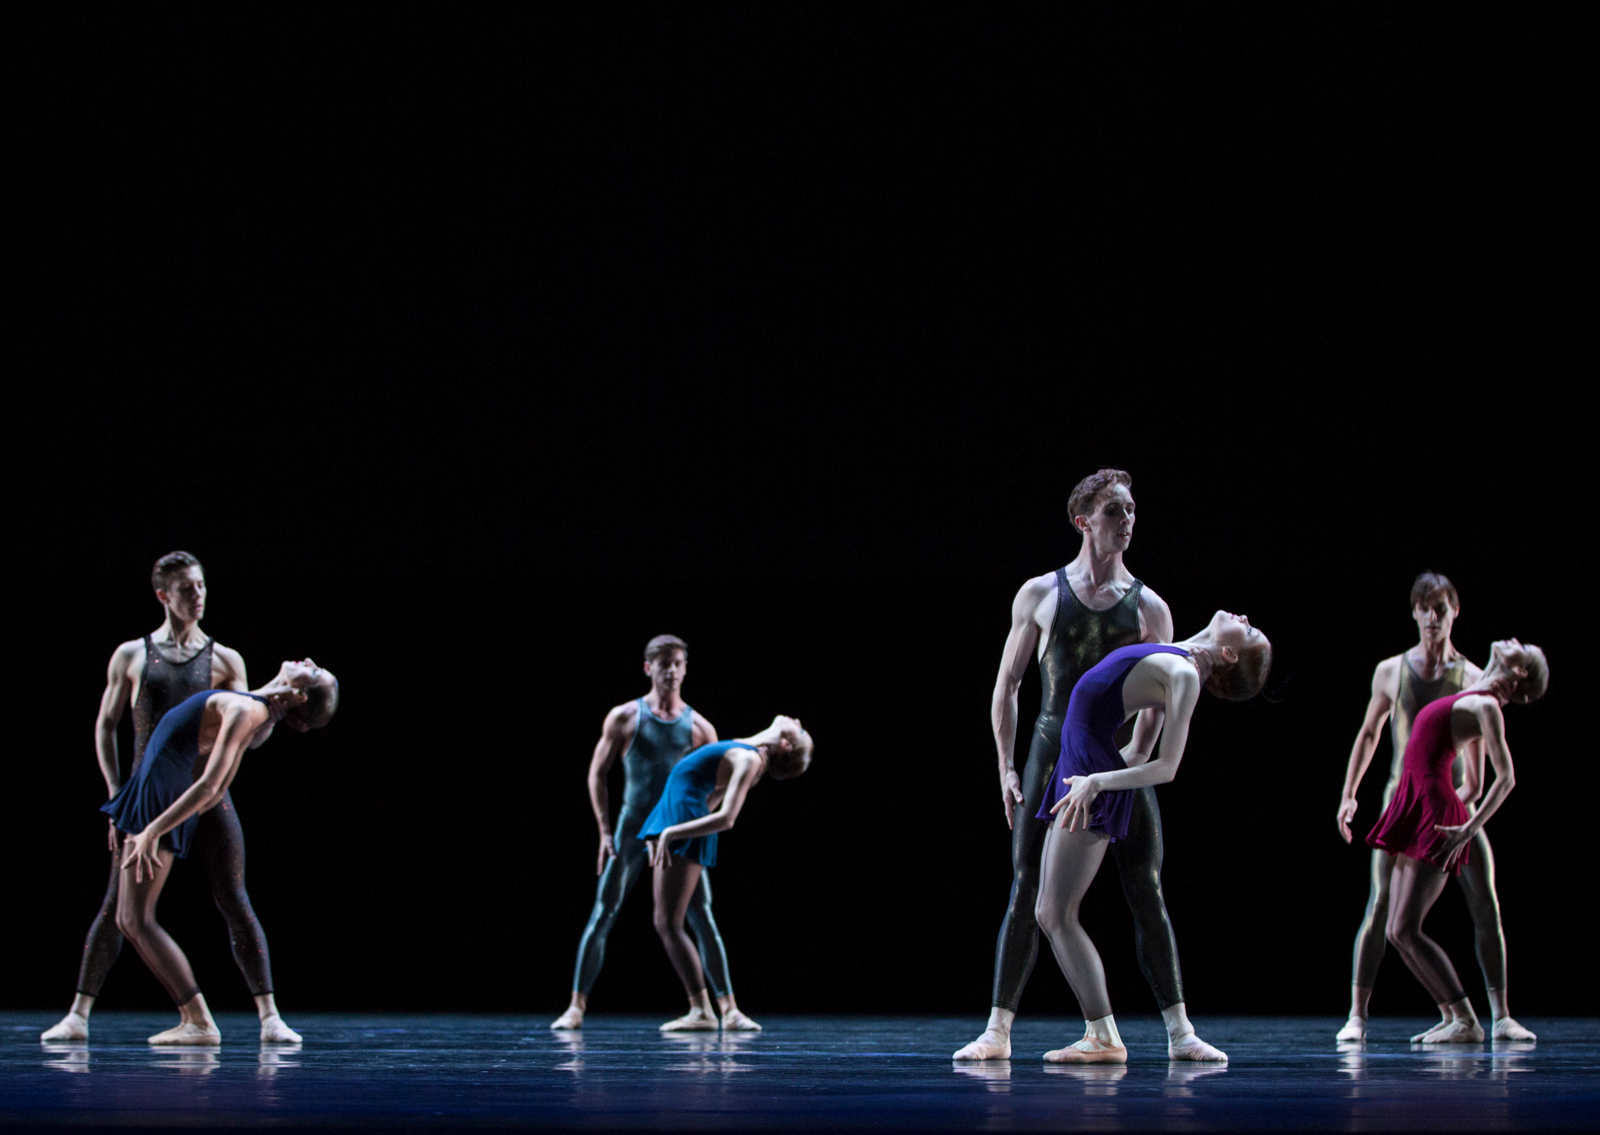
<box><xmin>1335</xmin><ymin>657</ymin><xmax>1400</xmax><ymax>842</ymax></box>
<box><xmin>1434</xmin><ymin>697</ymin><xmax>1515</xmax><ymax>870</ymax></box>
<box><xmin>992</xmin><ymin>575</ymin><xmax>1051</xmax><ymax>828</ymax></box>
<box><xmin>1121</xmin><ymin>586</ymin><xmax>1175</xmax><ymax>767</ymax></box>
<box><xmin>646</xmin><ymin>754</ymin><xmax>760</xmax><ymax>867</ymax></box>
<box><xmin>214</xmin><ymin>643</ymin><xmax>249</xmax><ymax>692</ymax></box>
<box><xmin>1456</xmin><ymin>738</ymin><xmax>1485</xmax><ymax>805</ymax></box>
<box><xmin>95</xmin><ymin>641</ymin><xmax>141</xmax><ymax>849</ymax></box>
<box><xmin>691</xmin><ymin>712</ymin><xmax>718</xmax><ymax>747</ymax></box>
<box><xmin>124</xmin><ymin>697</ymin><xmax>269</xmax><ymax>881</ymax></box>
<box><xmin>588</xmin><ymin>703</ymin><xmax>637</xmax><ymax>875</ymax></box>
<box><xmin>1050</xmin><ymin>654</ymin><xmax>1199</xmax><ymax>832</ymax></box>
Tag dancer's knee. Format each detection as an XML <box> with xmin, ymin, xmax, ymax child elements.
<box><xmin>115</xmin><ymin>908</ymin><xmax>154</xmax><ymax>943</ymax></box>
<box><xmin>653</xmin><ymin>907</ymin><xmax>686</xmax><ymax>939</ymax></box>
<box><xmin>211</xmin><ymin>885</ymin><xmax>255</xmax><ymax>925</ymax></box>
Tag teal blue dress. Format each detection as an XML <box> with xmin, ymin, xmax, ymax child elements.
<box><xmin>637</xmin><ymin>741</ymin><xmax>758</xmax><ymax>868</ymax></box>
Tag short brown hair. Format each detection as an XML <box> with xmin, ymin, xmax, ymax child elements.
<box><xmin>1068</xmin><ymin>468</ymin><xmax>1132</xmax><ymax>525</ymax></box>
<box><xmin>1410</xmin><ymin>571</ymin><xmax>1459</xmax><ymax>610</ymax></box>
<box><xmin>152</xmin><ymin>551</ymin><xmax>204</xmax><ymax>593</ymax></box>
<box><xmin>1206</xmin><ymin>639</ymin><xmax>1273</xmax><ymax>702</ymax></box>
<box><xmin>645</xmin><ymin>634</ymin><xmax>688</xmax><ymax>664</ymax></box>
<box><xmin>289</xmin><ymin>674</ymin><xmax>340</xmax><ymax>730</ymax></box>
<box><xmin>1512</xmin><ymin>644</ymin><xmax>1549</xmax><ymax>704</ymax></box>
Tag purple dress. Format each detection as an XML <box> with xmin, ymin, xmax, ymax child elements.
<box><xmin>1037</xmin><ymin>643</ymin><xmax>1190</xmax><ymax>840</ymax></box>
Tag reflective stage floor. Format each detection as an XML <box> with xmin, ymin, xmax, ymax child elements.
<box><xmin>4</xmin><ymin>1014</ymin><xmax>1597</xmax><ymax>1132</ymax></box>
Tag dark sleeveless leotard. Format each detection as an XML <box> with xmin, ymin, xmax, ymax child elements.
<box><xmin>1367</xmin><ymin>692</ymin><xmax>1476</xmax><ymax>874</ymax></box>
<box><xmin>1037</xmin><ymin>644</ymin><xmax>1191</xmax><ymax>839</ymax></box>
<box><xmin>638</xmin><ymin>741</ymin><xmax>759</xmax><ymax>868</ymax></box>
<box><xmin>993</xmin><ymin>570</ymin><xmax>1190</xmax><ymax>1014</ymax></box>
<box><xmin>570</xmin><ymin>700</ymin><xmax>732</xmax><ymax>997</ymax></box>
<box><xmin>102</xmin><ymin>689</ymin><xmax>265</xmax><ymax>857</ymax></box>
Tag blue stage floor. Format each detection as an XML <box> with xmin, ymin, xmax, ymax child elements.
<box><xmin>4</xmin><ymin>1013</ymin><xmax>1597</xmax><ymax>1131</ymax></box>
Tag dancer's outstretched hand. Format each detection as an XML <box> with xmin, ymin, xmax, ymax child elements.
<box><xmin>1000</xmin><ymin>768</ymin><xmax>1025</xmax><ymax>830</ymax></box>
<box><xmin>597</xmin><ymin>830</ymin><xmax>616</xmax><ymax>876</ymax></box>
<box><xmin>1050</xmin><ymin>775</ymin><xmax>1100</xmax><ymax>832</ymax></box>
<box><xmin>1433</xmin><ymin>823</ymin><xmax>1473</xmax><ymax>871</ymax></box>
<box><xmin>125</xmin><ymin>829</ymin><xmax>161</xmax><ymax>883</ymax></box>
<box><xmin>1336</xmin><ymin>797</ymin><xmax>1358</xmax><ymax>843</ymax></box>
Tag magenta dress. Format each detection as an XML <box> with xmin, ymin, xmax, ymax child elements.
<box><xmin>1367</xmin><ymin>691</ymin><xmax>1474</xmax><ymax>874</ymax></box>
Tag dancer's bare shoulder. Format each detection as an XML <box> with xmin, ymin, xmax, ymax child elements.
<box><xmin>1370</xmin><ymin>654</ymin><xmax>1404</xmax><ymax>703</ymax></box>
<box><xmin>108</xmin><ymin>637</ymin><xmax>145</xmax><ymax>677</ymax></box>
<box><xmin>690</xmin><ymin>711</ymin><xmax>718</xmax><ymax>746</ymax></box>
<box><xmin>1135</xmin><ymin>583</ymin><xmax>1173</xmax><ymax>643</ymax></box>
<box><xmin>602</xmin><ymin>699</ymin><xmax>642</xmax><ymax>739</ymax></box>
<box><xmin>1012</xmin><ymin>571</ymin><xmax>1058</xmax><ymax>627</ymax></box>
<box><xmin>211</xmin><ymin>641</ymin><xmax>248</xmax><ymax>691</ymax></box>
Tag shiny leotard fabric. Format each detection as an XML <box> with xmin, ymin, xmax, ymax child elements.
<box><xmin>638</xmin><ymin>741</ymin><xmax>759</xmax><ymax>868</ymax></box>
<box><xmin>570</xmin><ymin>700</ymin><xmax>732</xmax><ymax>997</ymax></box>
<box><xmin>1037</xmin><ymin>644</ymin><xmax>1191</xmax><ymax>839</ymax></box>
<box><xmin>1367</xmin><ymin>691</ymin><xmax>1474</xmax><ymax>874</ymax></box>
<box><xmin>102</xmin><ymin>690</ymin><xmax>264</xmax><ymax>857</ymax></box>
<box><xmin>992</xmin><ymin>571</ymin><xmax>1186</xmax><ymax>1014</ymax></box>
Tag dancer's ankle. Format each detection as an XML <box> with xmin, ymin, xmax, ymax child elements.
<box><xmin>1350</xmin><ymin>984</ymin><xmax>1372</xmax><ymax>1022</ymax></box>
<box><xmin>1160</xmin><ymin>1003</ymin><xmax>1194</xmax><ymax>1043</ymax></box>
<box><xmin>1447</xmin><ymin>996</ymin><xmax>1479</xmax><ymax>1026</ymax></box>
<box><xmin>984</xmin><ymin>1007</ymin><xmax>1016</xmax><ymax>1037</ymax></box>
<box><xmin>178</xmin><ymin>992</ymin><xmax>215</xmax><ymax>1030</ymax></box>
<box><xmin>1486</xmin><ymin>988</ymin><xmax>1510</xmax><ymax>1021</ymax></box>
<box><xmin>69</xmin><ymin>994</ymin><xmax>95</xmax><ymax>1021</ymax></box>
<box><xmin>1084</xmin><ymin>1014</ymin><xmax>1123</xmax><ymax>1048</ymax></box>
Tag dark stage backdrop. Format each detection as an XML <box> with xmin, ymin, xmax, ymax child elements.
<box><xmin>10</xmin><ymin>6</ymin><xmax>1591</xmax><ymax>1017</ymax></box>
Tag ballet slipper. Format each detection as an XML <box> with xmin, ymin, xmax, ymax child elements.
<box><xmin>1410</xmin><ymin>1019</ymin><xmax>1453</xmax><ymax>1043</ymax></box>
<box><xmin>41</xmin><ymin>1013</ymin><xmax>89</xmax><ymax>1042</ymax></box>
<box><xmin>1335</xmin><ymin>1016</ymin><xmax>1366</xmax><ymax>1043</ymax></box>
<box><xmin>1168</xmin><ymin>1032</ymin><xmax>1228</xmax><ymax>1062</ymax></box>
<box><xmin>1416</xmin><ymin>1019</ymin><xmax>1484</xmax><ymax>1044</ymax></box>
<box><xmin>550</xmin><ymin>1007</ymin><xmax>584</xmax><ymax>1030</ymax></box>
<box><xmin>952</xmin><ymin>1029</ymin><xmax>1011</xmax><ymax>1060</ymax></box>
<box><xmin>259</xmin><ymin>1015</ymin><xmax>302</xmax><ymax>1044</ymax></box>
<box><xmin>1043</xmin><ymin>1037</ymin><xmax>1127</xmax><ymax>1064</ymax></box>
<box><xmin>720</xmin><ymin>1009</ymin><xmax>762</xmax><ymax>1032</ymax></box>
<box><xmin>659</xmin><ymin>1008</ymin><xmax>718</xmax><ymax>1032</ymax></box>
<box><xmin>148</xmin><ymin>1021</ymin><xmax>221</xmax><ymax>1046</ymax></box>
<box><xmin>1492</xmin><ymin>1017</ymin><xmax>1536</xmax><ymax>1042</ymax></box>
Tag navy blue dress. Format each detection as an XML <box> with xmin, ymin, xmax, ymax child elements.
<box><xmin>102</xmin><ymin>689</ymin><xmax>264</xmax><ymax>858</ymax></box>
<box><xmin>1036</xmin><ymin>644</ymin><xmax>1190</xmax><ymax>841</ymax></box>
<box><xmin>637</xmin><ymin>741</ymin><xmax>758</xmax><ymax>868</ymax></box>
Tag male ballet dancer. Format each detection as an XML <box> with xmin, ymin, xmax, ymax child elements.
<box><xmin>955</xmin><ymin>469</ymin><xmax>1225</xmax><ymax>1062</ymax></box>
<box><xmin>1335</xmin><ymin>572</ymin><xmax>1535</xmax><ymax>1042</ymax></box>
<box><xmin>551</xmin><ymin>635</ymin><xmax>758</xmax><ymax>1032</ymax></box>
<box><xmin>42</xmin><ymin>551</ymin><xmax>300</xmax><ymax>1044</ymax></box>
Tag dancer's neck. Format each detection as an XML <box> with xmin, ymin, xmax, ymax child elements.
<box><xmin>154</xmin><ymin>612</ymin><xmax>205</xmax><ymax>649</ymax></box>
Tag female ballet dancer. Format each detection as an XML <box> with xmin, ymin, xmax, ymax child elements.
<box><xmin>1363</xmin><ymin>638</ymin><xmax>1547</xmax><ymax>1043</ymax></box>
<box><xmin>1035</xmin><ymin>612</ymin><xmax>1271</xmax><ymax>1063</ymax></box>
<box><xmin>639</xmin><ymin>715</ymin><xmax>813</xmax><ymax>1032</ymax></box>
<box><xmin>103</xmin><ymin>659</ymin><xmax>339</xmax><ymax>1044</ymax></box>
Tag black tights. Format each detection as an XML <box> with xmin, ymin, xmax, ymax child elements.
<box><xmin>992</xmin><ymin>725</ymin><xmax>1184</xmax><ymax>1012</ymax></box>
<box><xmin>77</xmin><ymin>791</ymin><xmax>274</xmax><ymax>998</ymax></box>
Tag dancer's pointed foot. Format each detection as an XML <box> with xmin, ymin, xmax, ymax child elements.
<box><xmin>1168</xmin><ymin>1032</ymin><xmax>1227</xmax><ymax>1062</ymax></box>
<box><xmin>259</xmin><ymin>1015</ymin><xmax>302</xmax><ymax>1044</ymax></box>
<box><xmin>1044</xmin><ymin>1037</ymin><xmax>1127</xmax><ymax>1064</ymax></box>
<box><xmin>1492</xmin><ymin>1017</ymin><xmax>1536</xmax><ymax>1042</ymax></box>
<box><xmin>550</xmin><ymin>1007</ymin><xmax>584</xmax><ymax>1030</ymax></box>
<box><xmin>1414</xmin><ymin>1019</ymin><xmax>1484</xmax><ymax>1044</ymax></box>
<box><xmin>720</xmin><ymin>1009</ymin><xmax>762</xmax><ymax>1032</ymax></box>
<box><xmin>660</xmin><ymin>1007</ymin><xmax>718</xmax><ymax>1032</ymax></box>
<box><xmin>41</xmin><ymin>1013</ymin><xmax>89</xmax><ymax>1042</ymax></box>
<box><xmin>952</xmin><ymin>1029</ymin><xmax>1011</xmax><ymax>1060</ymax></box>
<box><xmin>1335</xmin><ymin>1016</ymin><xmax>1367</xmax><ymax>1042</ymax></box>
<box><xmin>1410</xmin><ymin>1018</ymin><xmax>1453</xmax><ymax>1043</ymax></box>
<box><xmin>149</xmin><ymin>1022</ymin><xmax>221</xmax><ymax>1046</ymax></box>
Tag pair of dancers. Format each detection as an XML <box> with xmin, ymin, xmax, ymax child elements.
<box><xmin>1335</xmin><ymin>572</ymin><xmax>1547</xmax><ymax>1043</ymax></box>
<box><xmin>552</xmin><ymin>635</ymin><xmax>812</xmax><ymax>1033</ymax></box>
<box><xmin>41</xmin><ymin>552</ymin><xmax>337</xmax><ymax>1045</ymax></box>
<box><xmin>953</xmin><ymin>469</ymin><xmax>1272</xmax><ymax>1065</ymax></box>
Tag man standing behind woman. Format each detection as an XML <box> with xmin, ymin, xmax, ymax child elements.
<box><xmin>1336</xmin><ymin>572</ymin><xmax>1537</xmax><ymax>1042</ymax></box>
